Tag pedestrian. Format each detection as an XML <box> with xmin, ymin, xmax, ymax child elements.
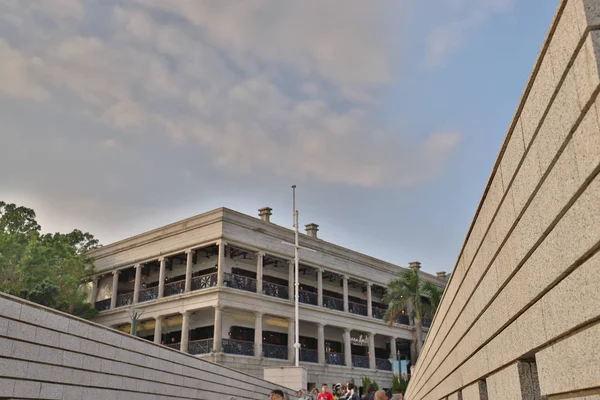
<box><xmin>340</xmin><ymin>383</ymin><xmax>359</xmax><ymax>400</ymax></box>
<box><xmin>309</xmin><ymin>388</ymin><xmax>319</xmax><ymax>400</ymax></box>
<box><xmin>332</xmin><ymin>383</ymin><xmax>343</xmax><ymax>399</ymax></box>
<box><xmin>317</xmin><ymin>383</ymin><xmax>334</xmax><ymax>400</ymax></box>
<box><xmin>374</xmin><ymin>390</ymin><xmax>388</xmax><ymax>400</ymax></box>
<box><xmin>297</xmin><ymin>389</ymin><xmax>308</xmax><ymax>400</ymax></box>
<box><xmin>270</xmin><ymin>389</ymin><xmax>285</xmax><ymax>400</ymax></box>
<box><xmin>364</xmin><ymin>384</ymin><xmax>375</xmax><ymax>400</ymax></box>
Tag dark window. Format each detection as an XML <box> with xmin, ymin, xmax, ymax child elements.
<box><xmin>193</xmin><ymin>267</ymin><xmax>217</xmax><ymax>276</ymax></box>
<box><xmin>351</xmin><ymin>344</ymin><xmax>367</xmax><ymax>356</ymax></box>
<box><xmin>326</xmin><ymin>340</ymin><xmax>342</xmax><ymax>353</ymax></box>
<box><xmin>232</xmin><ymin>267</ymin><xmax>257</xmax><ymax>279</ymax></box>
<box><xmin>348</xmin><ymin>295</ymin><xmax>367</xmax><ymax>305</ymax></box>
<box><xmin>300</xmin><ymin>284</ymin><xmax>317</xmax><ymax>293</ymax></box>
<box><xmin>323</xmin><ymin>289</ymin><xmax>343</xmax><ymax>299</ymax></box>
<box><xmin>375</xmin><ymin>347</ymin><xmax>388</xmax><ymax>359</ymax></box>
<box><xmin>230</xmin><ymin>326</ymin><xmax>254</xmax><ymax>342</ymax></box>
<box><xmin>263</xmin><ymin>275</ymin><xmax>289</xmax><ymax>287</ymax></box>
<box><xmin>190</xmin><ymin>325</ymin><xmax>214</xmax><ymax>341</ymax></box>
<box><xmin>263</xmin><ymin>331</ymin><xmax>287</xmax><ymax>346</ymax></box>
<box><xmin>300</xmin><ymin>336</ymin><xmax>317</xmax><ymax>350</ymax></box>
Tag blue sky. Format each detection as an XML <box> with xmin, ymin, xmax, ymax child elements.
<box><xmin>0</xmin><ymin>0</ymin><xmax>558</xmax><ymax>274</ymax></box>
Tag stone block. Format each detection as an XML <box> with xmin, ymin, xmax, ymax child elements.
<box><xmin>0</xmin><ymin>378</ymin><xmax>15</xmax><ymax>397</ymax></box>
<box><xmin>461</xmin><ymin>380</ymin><xmax>488</xmax><ymax>400</ymax></box>
<box><xmin>510</xmin><ymin>207</ymin><xmax>543</xmax><ymax>269</ymax></box>
<box><xmin>11</xmin><ymin>340</ymin><xmax>40</xmax><ymax>361</ymax></box>
<box><xmin>549</xmin><ymin>0</ymin><xmax>585</xmax><ymax>77</ymax></box>
<box><xmin>580</xmin><ymin>0</ymin><xmax>600</xmax><ymax>27</ymax></box>
<box><xmin>62</xmin><ymin>385</ymin><xmax>84</xmax><ymax>400</ymax></box>
<box><xmin>573</xmin><ymin>98</ymin><xmax>600</xmax><ymax>179</ymax></box>
<box><xmin>43</xmin><ymin>312</ymin><xmax>71</xmax><ymax>333</ymax></box>
<box><xmin>13</xmin><ymin>380</ymin><xmax>42</xmax><ymax>398</ymax></box>
<box><xmin>493</xmin><ymin>193</ymin><xmax>517</xmax><ymax>246</ymax></box>
<box><xmin>8</xmin><ymin>319</ymin><xmax>37</xmax><ymax>343</ymax></box>
<box><xmin>0</xmin><ymin>296</ymin><xmax>22</xmax><ymax>319</ymax></box>
<box><xmin>0</xmin><ymin>337</ymin><xmax>14</xmax><ymax>357</ymax></box>
<box><xmin>574</xmin><ymin>32</ymin><xmax>600</xmax><ymax>108</ymax></box>
<box><xmin>19</xmin><ymin>303</ymin><xmax>48</xmax><ymax>326</ymax></box>
<box><xmin>514</xmin><ymin>301</ymin><xmax>548</xmax><ymax>356</ymax></box>
<box><xmin>486</xmin><ymin>361</ymin><xmax>540</xmax><ymax>400</ymax></box>
<box><xmin>59</xmin><ymin>332</ymin><xmax>82</xmax><ymax>352</ymax></box>
<box><xmin>40</xmin><ymin>382</ymin><xmax>64</xmax><ymax>400</ymax></box>
<box><xmin>500</xmin><ymin>122</ymin><xmax>526</xmax><ymax>186</ymax></box>
<box><xmin>448</xmin><ymin>390</ymin><xmax>462</xmax><ymax>400</ymax></box>
<box><xmin>62</xmin><ymin>349</ymin><xmax>85</xmax><ymax>368</ymax></box>
<box><xmin>26</xmin><ymin>360</ymin><xmax>54</xmax><ymax>380</ymax></box>
<box><xmin>35</xmin><ymin>326</ymin><xmax>62</xmax><ymax>347</ymax></box>
<box><xmin>38</xmin><ymin>345</ymin><xmax>63</xmax><ymax>364</ymax></box>
<box><xmin>67</xmin><ymin>318</ymin><xmax>90</xmax><ymax>338</ymax></box>
<box><xmin>0</xmin><ymin>357</ymin><xmax>28</xmax><ymax>378</ymax></box>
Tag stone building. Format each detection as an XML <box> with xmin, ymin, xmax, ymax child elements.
<box><xmin>87</xmin><ymin>206</ymin><xmax>446</xmax><ymax>389</ymax></box>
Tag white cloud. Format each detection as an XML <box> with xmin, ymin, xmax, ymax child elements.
<box><xmin>0</xmin><ymin>39</ymin><xmax>49</xmax><ymax>101</ymax></box>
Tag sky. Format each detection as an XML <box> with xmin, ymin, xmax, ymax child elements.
<box><xmin>0</xmin><ymin>0</ymin><xmax>558</xmax><ymax>275</ymax></box>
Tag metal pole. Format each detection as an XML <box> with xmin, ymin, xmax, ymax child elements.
<box><xmin>292</xmin><ymin>185</ymin><xmax>300</xmax><ymax>367</ymax></box>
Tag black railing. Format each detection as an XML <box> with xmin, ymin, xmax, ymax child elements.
<box><xmin>396</xmin><ymin>315</ymin><xmax>410</xmax><ymax>325</ymax></box>
<box><xmin>165</xmin><ymin>342</ymin><xmax>180</xmax><ymax>351</ymax></box>
<box><xmin>299</xmin><ymin>290</ymin><xmax>318</xmax><ymax>306</ymax></box>
<box><xmin>349</xmin><ymin>301</ymin><xmax>368</xmax><ymax>316</ymax></box>
<box><xmin>352</xmin><ymin>355</ymin><xmax>370</xmax><ymax>369</ymax></box>
<box><xmin>223</xmin><ymin>273</ymin><xmax>257</xmax><ymax>293</ymax></box>
<box><xmin>326</xmin><ymin>352</ymin><xmax>345</xmax><ymax>366</ymax></box>
<box><xmin>116</xmin><ymin>292</ymin><xmax>133</xmax><ymax>307</ymax></box>
<box><xmin>376</xmin><ymin>358</ymin><xmax>392</xmax><ymax>371</ymax></box>
<box><xmin>164</xmin><ymin>280</ymin><xmax>185</xmax><ymax>297</ymax></box>
<box><xmin>323</xmin><ymin>295</ymin><xmax>344</xmax><ymax>311</ymax></box>
<box><xmin>222</xmin><ymin>339</ymin><xmax>254</xmax><ymax>356</ymax></box>
<box><xmin>189</xmin><ymin>339</ymin><xmax>213</xmax><ymax>355</ymax></box>
<box><xmin>94</xmin><ymin>298</ymin><xmax>111</xmax><ymax>311</ymax></box>
<box><xmin>263</xmin><ymin>344</ymin><xmax>288</xmax><ymax>360</ymax></box>
<box><xmin>263</xmin><ymin>281</ymin><xmax>289</xmax><ymax>299</ymax></box>
<box><xmin>372</xmin><ymin>307</ymin><xmax>386</xmax><ymax>319</ymax></box>
<box><xmin>191</xmin><ymin>273</ymin><xmax>218</xmax><ymax>291</ymax></box>
<box><xmin>300</xmin><ymin>349</ymin><xmax>318</xmax><ymax>363</ymax></box>
<box><xmin>138</xmin><ymin>286</ymin><xmax>158</xmax><ymax>303</ymax></box>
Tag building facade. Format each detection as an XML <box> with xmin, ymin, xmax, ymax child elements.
<box><xmin>88</xmin><ymin>207</ymin><xmax>446</xmax><ymax>389</ymax></box>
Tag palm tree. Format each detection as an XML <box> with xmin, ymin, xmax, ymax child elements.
<box><xmin>382</xmin><ymin>268</ymin><xmax>443</xmax><ymax>358</ymax></box>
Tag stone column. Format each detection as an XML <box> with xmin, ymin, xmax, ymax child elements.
<box><xmin>344</xmin><ymin>328</ymin><xmax>352</xmax><ymax>367</ymax></box>
<box><xmin>133</xmin><ymin>264</ymin><xmax>142</xmax><ymax>304</ymax></box>
<box><xmin>317</xmin><ymin>323</ymin><xmax>325</xmax><ymax>365</ymax></box>
<box><xmin>288</xmin><ymin>261</ymin><xmax>294</xmax><ymax>300</ymax></box>
<box><xmin>390</xmin><ymin>337</ymin><xmax>397</xmax><ymax>362</ymax></box>
<box><xmin>154</xmin><ymin>316</ymin><xmax>163</xmax><ymax>344</ymax></box>
<box><xmin>317</xmin><ymin>269</ymin><xmax>323</xmax><ymax>307</ymax></box>
<box><xmin>343</xmin><ymin>275</ymin><xmax>349</xmax><ymax>312</ymax></box>
<box><xmin>185</xmin><ymin>250</ymin><xmax>194</xmax><ymax>292</ymax></box>
<box><xmin>255</xmin><ymin>312</ymin><xmax>263</xmax><ymax>357</ymax></box>
<box><xmin>217</xmin><ymin>241</ymin><xmax>225</xmax><ymax>287</ymax></box>
<box><xmin>256</xmin><ymin>252</ymin><xmax>264</xmax><ymax>294</ymax></box>
<box><xmin>89</xmin><ymin>277</ymin><xmax>99</xmax><ymax>304</ymax></box>
<box><xmin>181</xmin><ymin>311</ymin><xmax>191</xmax><ymax>353</ymax></box>
<box><xmin>213</xmin><ymin>305</ymin><xmax>222</xmax><ymax>353</ymax></box>
<box><xmin>110</xmin><ymin>270</ymin><xmax>120</xmax><ymax>309</ymax></box>
<box><xmin>158</xmin><ymin>257</ymin><xmax>166</xmax><ymax>298</ymax></box>
<box><xmin>367</xmin><ymin>283</ymin><xmax>373</xmax><ymax>318</ymax></box>
<box><xmin>368</xmin><ymin>332</ymin><xmax>376</xmax><ymax>370</ymax></box>
<box><xmin>288</xmin><ymin>318</ymin><xmax>295</xmax><ymax>362</ymax></box>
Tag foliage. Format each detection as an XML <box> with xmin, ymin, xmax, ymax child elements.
<box><xmin>361</xmin><ymin>376</ymin><xmax>379</xmax><ymax>392</ymax></box>
<box><xmin>0</xmin><ymin>201</ymin><xmax>100</xmax><ymax>319</ymax></box>
<box><xmin>392</xmin><ymin>374</ymin><xmax>409</xmax><ymax>394</ymax></box>
<box><xmin>422</xmin><ymin>281</ymin><xmax>444</xmax><ymax>320</ymax></box>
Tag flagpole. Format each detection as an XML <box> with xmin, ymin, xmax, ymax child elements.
<box><xmin>292</xmin><ymin>185</ymin><xmax>300</xmax><ymax>367</ymax></box>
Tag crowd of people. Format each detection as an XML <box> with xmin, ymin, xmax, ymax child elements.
<box><xmin>269</xmin><ymin>382</ymin><xmax>402</xmax><ymax>400</ymax></box>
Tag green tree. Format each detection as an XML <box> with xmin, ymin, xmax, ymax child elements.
<box><xmin>382</xmin><ymin>268</ymin><xmax>444</xmax><ymax>358</ymax></box>
<box><xmin>0</xmin><ymin>201</ymin><xmax>99</xmax><ymax>319</ymax></box>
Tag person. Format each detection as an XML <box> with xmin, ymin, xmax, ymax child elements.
<box><xmin>270</xmin><ymin>389</ymin><xmax>285</xmax><ymax>400</ymax></box>
<box><xmin>340</xmin><ymin>383</ymin><xmax>359</xmax><ymax>400</ymax></box>
<box><xmin>332</xmin><ymin>383</ymin><xmax>343</xmax><ymax>399</ymax></box>
<box><xmin>309</xmin><ymin>388</ymin><xmax>319</xmax><ymax>400</ymax></box>
<box><xmin>317</xmin><ymin>384</ymin><xmax>334</xmax><ymax>400</ymax></box>
<box><xmin>363</xmin><ymin>384</ymin><xmax>375</xmax><ymax>400</ymax></box>
<box><xmin>374</xmin><ymin>390</ymin><xmax>388</xmax><ymax>400</ymax></box>
<box><xmin>297</xmin><ymin>389</ymin><xmax>308</xmax><ymax>400</ymax></box>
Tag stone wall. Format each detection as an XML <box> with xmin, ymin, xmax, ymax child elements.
<box><xmin>0</xmin><ymin>293</ymin><xmax>296</xmax><ymax>399</ymax></box>
<box><xmin>405</xmin><ymin>1</ymin><xmax>600</xmax><ymax>399</ymax></box>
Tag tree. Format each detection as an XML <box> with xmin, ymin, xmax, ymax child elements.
<box><xmin>0</xmin><ymin>201</ymin><xmax>100</xmax><ymax>319</ymax></box>
<box><xmin>382</xmin><ymin>268</ymin><xmax>444</xmax><ymax>359</ymax></box>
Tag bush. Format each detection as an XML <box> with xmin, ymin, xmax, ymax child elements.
<box><xmin>392</xmin><ymin>374</ymin><xmax>409</xmax><ymax>394</ymax></box>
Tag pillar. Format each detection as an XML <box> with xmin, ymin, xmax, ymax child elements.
<box><xmin>133</xmin><ymin>264</ymin><xmax>142</xmax><ymax>304</ymax></box>
<box><xmin>256</xmin><ymin>252</ymin><xmax>264</xmax><ymax>294</ymax></box>
<box><xmin>185</xmin><ymin>250</ymin><xmax>194</xmax><ymax>292</ymax></box>
<box><xmin>368</xmin><ymin>332</ymin><xmax>376</xmax><ymax>370</ymax></box>
<box><xmin>181</xmin><ymin>311</ymin><xmax>191</xmax><ymax>353</ymax></box>
<box><xmin>390</xmin><ymin>337</ymin><xmax>397</xmax><ymax>362</ymax></box>
<box><xmin>255</xmin><ymin>311</ymin><xmax>263</xmax><ymax>357</ymax></box>
<box><xmin>217</xmin><ymin>241</ymin><xmax>225</xmax><ymax>287</ymax></box>
<box><xmin>288</xmin><ymin>318</ymin><xmax>295</xmax><ymax>362</ymax></box>
<box><xmin>317</xmin><ymin>323</ymin><xmax>325</xmax><ymax>365</ymax></box>
<box><xmin>110</xmin><ymin>270</ymin><xmax>120</xmax><ymax>309</ymax></box>
<box><xmin>288</xmin><ymin>261</ymin><xmax>294</xmax><ymax>300</ymax></box>
<box><xmin>317</xmin><ymin>269</ymin><xmax>323</xmax><ymax>307</ymax></box>
<box><xmin>158</xmin><ymin>257</ymin><xmax>166</xmax><ymax>298</ymax></box>
<box><xmin>89</xmin><ymin>277</ymin><xmax>99</xmax><ymax>304</ymax></box>
<box><xmin>343</xmin><ymin>275</ymin><xmax>349</xmax><ymax>312</ymax></box>
<box><xmin>154</xmin><ymin>316</ymin><xmax>163</xmax><ymax>344</ymax></box>
<box><xmin>213</xmin><ymin>305</ymin><xmax>222</xmax><ymax>353</ymax></box>
<box><xmin>367</xmin><ymin>283</ymin><xmax>372</xmax><ymax>317</ymax></box>
<box><xmin>344</xmin><ymin>328</ymin><xmax>352</xmax><ymax>367</ymax></box>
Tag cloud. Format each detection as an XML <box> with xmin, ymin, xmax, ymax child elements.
<box><xmin>0</xmin><ymin>39</ymin><xmax>49</xmax><ymax>101</ymax></box>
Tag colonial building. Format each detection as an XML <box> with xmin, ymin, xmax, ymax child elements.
<box><xmin>88</xmin><ymin>207</ymin><xmax>447</xmax><ymax>388</ymax></box>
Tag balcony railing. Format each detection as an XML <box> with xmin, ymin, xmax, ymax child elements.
<box><xmin>263</xmin><ymin>281</ymin><xmax>289</xmax><ymax>300</ymax></box>
<box><xmin>396</xmin><ymin>315</ymin><xmax>410</xmax><ymax>325</ymax></box>
<box><xmin>326</xmin><ymin>352</ymin><xmax>345</xmax><ymax>366</ymax></box>
<box><xmin>138</xmin><ymin>286</ymin><xmax>158</xmax><ymax>303</ymax></box>
<box><xmin>263</xmin><ymin>344</ymin><xmax>288</xmax><ymax>360</ymax></box>
<box><xmin>94</xmin><ymin>298</ymin><xmax>111</xmax><ymax>311</ymax></box>
<box><xmin>299</xmin><ymin>290</ymin><xmax>318</xmax><ymax>306</ymax></box>
<box><xmin>352</xmin><ymin>355</ymin><xmax>370</xmax><ymax>369</ymax></box>
<box><xmin>323</xmin><ymin>295</ymin><xmax>344</xmax><ymax>311</ymax></box>
<box><xmin>165</xmin><ymin>342</ymin><xmax>180</xmax><ymax>351</ymax></box>
<box><xmin>223</xmin><ymin>273</ymin><xmax>256</xmax><ymax>293</ymax></box>
<box><xmin>222</xmin><ymin>338</ymin><xmax>254</xmax><ymax>356</ymax></box>
<box><xmin>300</xmin><ymin>349</ymin><xmax>318</xmax><ymax>363</ymax></box>
<box><xmin>376</xmin><ymin>358</ymin><xmax>392</xmax><ymax>371</ymax></box>
<box><xmin>188</xmin><ymin>339</ymin><xmax>213</xmax><ymax>355</ymax></box>
<box><xmin>164</xmin><ymin>279</ymin><xmax>185</xmax><ymax>297</ymax></box>
<box><xmin>116</xmin><ymin>292</ymin><xmax>133</xmax><ymax>308</ymax></box>
<box><xmin>349</xmin><ymin>301</ymin><xmax>368</xmax><ymax>316</ymax></box>
<box><xmin>191</xmin><ymin>273</ymin><xmax>217</xmax><ymax>291</ymax></box>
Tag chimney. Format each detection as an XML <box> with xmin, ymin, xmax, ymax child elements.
<box><xmin>305</xmin><ymin>223</ymin><xmax>319</xmax><ymax>238</ymax></box>
<box><xmin>436</xmin><ymin>271</ymin><xmax>447</xmax><ymax>280</ymax></box>
<box><xmin>409</xmin><ymin>261</ymin><xmax>421</xmax><ymax>271</ymax></box>
<box><xmin>258</xmin><ymin>207</ymin><xmax>272</xmax><ymax>222</ymax></box>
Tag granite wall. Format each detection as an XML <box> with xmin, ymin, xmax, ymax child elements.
<box><xmin>405</xmin><ymin>1</ymin><xmax>600</xmax><ymax>399</ymax></box>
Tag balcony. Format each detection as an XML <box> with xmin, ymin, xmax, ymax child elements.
<box><xmin>372</xmin><ymin>307</ymin><xmax>386</xmax><ymax>320</ymax></box>
<box><xmin>396</xmin><ymin>315</ymin><xmax>410</xmax><ymax>325</ymax></box>
<box><xmin>191</xmin><ymin>273</ymin><xmax>218</xmax><ymax>291</ymax></box>
<box><xmin>263</xmin><ymin>344</ymin><xmax>288</xmax><ymax>360</ymax></box>
<box><xmin>299</xmin><ymin>290</ymin><xmax>318</xmax><ymax>306</ymax></box>
<box><xmin>376</xmin><ymin>358</ymin><xmax>392</xmax><ymax>371</ymax></box>
<box><xmin>263</xmin><ymin>281</ymin><xmax>289</xmax><ymax>300</ymax></box>
<box><xmin>223</xmin><ymin>273</ymin><xmax>256</xmax><ymax>293</ymax></box>
<box><xmin>188</xmin><ymin>339</ymin><xmax>213</xmax><ymax>355</ymax></box>
<box><xmin>116</xmin><ymin>292</ymin><xmax>133</xmax><ymax>308</ymax></box>
<box><xmin>164</xmin><ymin>279</ymin><xmax>185</xmax><ymax>297</ymax></box>
<box><xmin>165</xmin><ymin>342</ymin><xmax>180</xmax><ymax>351</ymax></box>
<box><xmin>94</xmin><ymin>298</ymin><xmax>111</xmax><ymax>311</ymax></box>
<box><xmin>352</xmin><ymin>355</ymin><xmax>370</xmax><ymax>369</ymax></box>
<box><xmin>138</xmin><ymin>286</ymin><xmax>158</xmax><ymax>303</ymax></box>
<box><xmin>325</xmin><ymin>352</ymin><xmax>344</xmax><ymax>366</ymax></box>
<box><xmin>349</xmin><ymin>301</ymin><xmax>368</xmax><ymax>316</ymax></box>
<box><xmin>222</xmin><ymin>338</ymin><xmax>254</xmax><ymax>356</ymax></box>
<box><xmin>300</xmin><ymin>349</ymin><xmax>318</xmax><ymax>363</ymax></box>
<box><xmin>323</xmin><ymin>295</ymin><xmax>344</xmax><ymax>312</ymax></box>
<box><xmin>422</xmin><ymin>318</ymin><xmax>431</xmax><ymax>328</ymax></box>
